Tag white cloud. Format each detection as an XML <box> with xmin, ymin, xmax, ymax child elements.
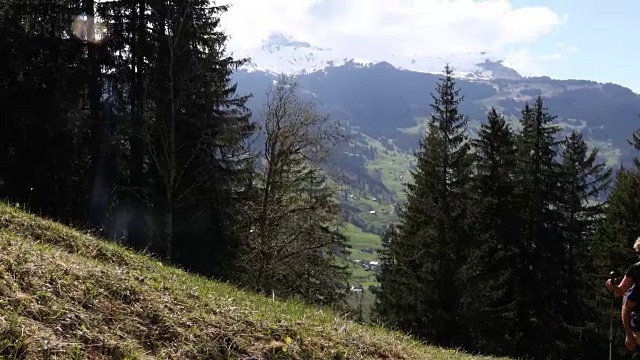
<box><xmin>503</xmin><ymin>48</ymin><xmax>544</xmax><ymax>76</ymax></box>
<box><xmin>220</xmin><ymin>0</ymin><xmax>564</xmax><ymax>69</ymax></box>
<box><xmin>538</xmin><ymin>53</ymin><xmax>563</xmax><ymax>60</ymax></box>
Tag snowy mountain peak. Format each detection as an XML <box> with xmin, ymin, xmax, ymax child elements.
<box><xmin>424</xmin><ymin>59</ymin><xmax>522</xmax><ymax>81</ymax></box>
<box><xmin>240</xmin><ymin>33</ymin><xmax>521</xmax><ymax>82</ymax></box>
<box><xmin>240</xmin><ymin>32</ymin><xmax>343</xmax><ymax>75</ymax></box>
<box><xmin>473</xmin><ymin>59</ymin><xmax>522</xmax><ymax>80</ymax></box>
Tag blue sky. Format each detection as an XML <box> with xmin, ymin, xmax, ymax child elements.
<box><xmin>509</xmin><ymin>0</ymin><xmax>640</xmax><ymax>92</ymax></box>
<box><xmin>222</xmin><ymin>0</ymin><xmax>640</xmax><ymax>93</ymax></box>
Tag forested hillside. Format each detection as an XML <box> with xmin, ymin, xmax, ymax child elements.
<box><xmin>3</xmin><ymin>1</ymin><xmax>640</xmax><ymax>359</ymax></box>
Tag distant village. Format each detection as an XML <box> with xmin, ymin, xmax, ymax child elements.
<box><xmin>349</xmin><ymin>247</ymin><xmax>382</xmax><ymax>293</ymax></box>
<box><xmin>347</xmin><ymin>193</ymin><xmax>392</xmax><ymax>215</ymax></box>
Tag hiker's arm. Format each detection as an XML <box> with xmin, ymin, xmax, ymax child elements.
<box><xmin>608</xmin><ymin>276</ymin><xmax>634</xmax><ymax>297</ymax></box>
<box><xmin>623</xmin><ymin>297</ymin><xmax>636</xmax><ymax>337</ymax></box>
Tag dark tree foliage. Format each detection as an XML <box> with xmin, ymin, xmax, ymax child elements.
<box><xmin>555</xmin><ymin>131</ymin><xmax>612</xmax><ymax>358</ymax></box>
<box><xmin>0</xmin><ymin>0</ymin><xmax>96</xmax><ymax>224</ymax></box>
<box><xmin>468</xmin><ymin>108</ymin><xmax>520</xmax><ymax>355</ymax></box>
<box><xmin>142</xmin><ymin>0</ymin><xmax>256</xmax><ymax>278</ymax></box>
<box><xmin>0</xmin><ymin>0</ymin><xmax>254</xmax><ymax>282</ymax></box>
<box><xmin>510</xmin><ymin>96</ymin><xmax>566</xmax><ymax>358</ymax></box>
<box><xmin>374</xmin><ymin>65</ymin><xmax>476</xmax><ymax>349</ymax></box>
<box><xmin>374</xmin><ymin>80</ymin><xmax>623</xmax><ymax>359</ymax></box>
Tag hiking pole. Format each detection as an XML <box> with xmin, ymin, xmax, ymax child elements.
<box><xmin>610</xmin><ymin>271</ymin><xmax>616</xmax><ymax>360</ymax></box>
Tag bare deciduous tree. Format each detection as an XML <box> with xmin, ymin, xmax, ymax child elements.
<box><xmin>237</xmin><ymin>75</ymin><xmax>350</xmax><ymax>306</ymax></box>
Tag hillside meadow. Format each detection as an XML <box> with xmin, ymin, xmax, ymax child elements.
<box><xmin>0</xmin><ymin>202</ymin><xmax>508</xmax><ymax>360</ymax></box>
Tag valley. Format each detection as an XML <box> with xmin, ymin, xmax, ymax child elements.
<box><xmin>234</xmin><ymin>58</ymin><xmax>640</xmax><ymax>319</ymax></box>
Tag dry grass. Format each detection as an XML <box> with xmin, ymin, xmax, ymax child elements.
<box><xmin>0</xmin><ymin>202</ymin><xmax>509</xmax><ymax>360</ymax></box>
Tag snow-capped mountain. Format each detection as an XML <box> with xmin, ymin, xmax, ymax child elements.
<box><xmin>238</xmin><ymin>32</ymin><xmax>374</xmax><ymax>74</ymax></box>
<box><xmin>237</xmin><ymin>32</ymin><xmax>522</xmax><ymax>82</ymax></box>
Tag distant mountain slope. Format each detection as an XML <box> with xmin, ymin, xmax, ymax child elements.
<box><xmin>234</xmin><ymin>61</ymin><xmax>640</xmax><ymax>168</ymax></box>
<box><xmin>233</xmin><ymin>61</ymin><xmax>640</xmax><ymax>241</ymax></box>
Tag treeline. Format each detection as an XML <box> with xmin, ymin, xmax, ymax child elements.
<box><xmin>373</xmin><ymin>65</ymin><xmax>640</xmax><ymax>359</ymax></box>
<box><xmin>1</xmin><ymin>1</ymin><xmax>350</xmax><ymax>308</ymax></box>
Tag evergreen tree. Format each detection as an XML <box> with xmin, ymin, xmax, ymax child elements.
<box><xmin>374</xmin><ymin>65</ymin><xmax>474</xmax><ymax>348</ymax></box>
<box><xmin>556</xmin><ymin>131</ymin><xmax>612</xmax><ymax>357</ymax></box>
<box><xmin>0</xmin><ymin>0</ymin><xmax>256</xmax><ymax>282</ymax></box>
<box><xmin>93</xmin><ymin>0</ymin><xmax>151</xmax><ymax>247</ymax></box>
<box><xmin>145</xmin><ymin>0</ymin><xmax>256</xmax><ymax>277</ymax></box>
<box><xmin>631</xmin><ymin>127</ymin><xmax>640</xmax><ymax>169</ymax></box>
<box><xmin>373</xmin><ymin>224</ymin><xmax>409</xmax><ymax>325</ymax></box>
<box><xmin>0</xmin><ymin>0</ymin><xmax>96</xmax><ymax>223</ymax></box>
<box><xmin>513</xmin><ymin>96</ymin><xmax>565</xmax><ymax>358</ymax></box>
<box><xmin>468</xmin><ymin>108</ymin><xmax>519</xmax><ymax>355</ymax></box>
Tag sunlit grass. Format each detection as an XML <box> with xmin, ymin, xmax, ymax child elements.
<box><xmin>0</xmin><ymin>202</ymin><xmax>509</xmax><ymax>359</ymax></box>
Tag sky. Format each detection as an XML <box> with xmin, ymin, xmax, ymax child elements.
<box><xmin>219</xmin><ymin>0</ymin><xmax>640</xmax><ymax>93</ymax></box>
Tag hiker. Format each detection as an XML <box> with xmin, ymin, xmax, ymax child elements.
<box><xmin>606</xmin><ymin>237</ymin><xmax>640</xmax><ymax>351</ymax></box>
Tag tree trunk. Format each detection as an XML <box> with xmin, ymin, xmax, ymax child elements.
<box><xmin>164</xmin><ymin>193</ymin><xmax>173</xmax><ymax>261</ymax></box>
<box><xmin>128</xmin><ymin>0</ymin><xmax>147</xmax><ymax>250</ymax></box>
<box><xmin>85</xmin><ymin>0</ymin><xmax>105</xmax><ymax>229</ymax></box>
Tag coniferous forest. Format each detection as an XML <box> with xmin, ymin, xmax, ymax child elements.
<box><xmin>3</xmin><ymin>2</ymin><xmax>640</xmax><ymax>360</ymax></box>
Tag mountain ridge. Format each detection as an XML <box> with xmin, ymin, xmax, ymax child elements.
<box><xmin>237</xmin><ymin>31</ymin><xmax>516</xmax><ymax>82</ymax></box>
<box><xmin>237</xmin><ymin>32</ymin><xmax>640</xmax><ymax>99</ymax></box>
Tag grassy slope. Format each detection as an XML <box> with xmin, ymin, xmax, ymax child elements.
<box><xmin>0</xmin><ymin>203</ymin><xmax>508</xmax><ymax>360</ymax></box>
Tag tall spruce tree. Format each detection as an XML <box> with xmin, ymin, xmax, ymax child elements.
<box><xmin>556</xmin><ymin>131</ymin><xmax>612</xmax><ymax>357</ymax></box>
<box><xmin>513</xmin><ymin>96</ymin><xmax>565</xmax><ymax>358</ymax></box>
<box><xmin>374</xmin><ymin>65</ymin><xmax>474</xmax><ymax>348</ymax></box>
<box><xmin>469</xmin><ymin>108</ymin><xmax>520</xmax><ymax>355</ymax></box>
<box><xmin>144</xmin><ymin>0</ymin><xmax>255</xmax><ymax>277</ymax></box>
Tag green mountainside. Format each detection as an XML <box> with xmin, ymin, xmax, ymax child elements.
<box><xmin>233</xmin><ymin>61</ymin><xmax>640</xmax><ymax>313</ymax></box>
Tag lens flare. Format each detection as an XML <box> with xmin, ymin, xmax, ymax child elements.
<box><xmin>72</xmin><ymin>14</ymin><xmax>107</xmax><ymax>44</ymax></box>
